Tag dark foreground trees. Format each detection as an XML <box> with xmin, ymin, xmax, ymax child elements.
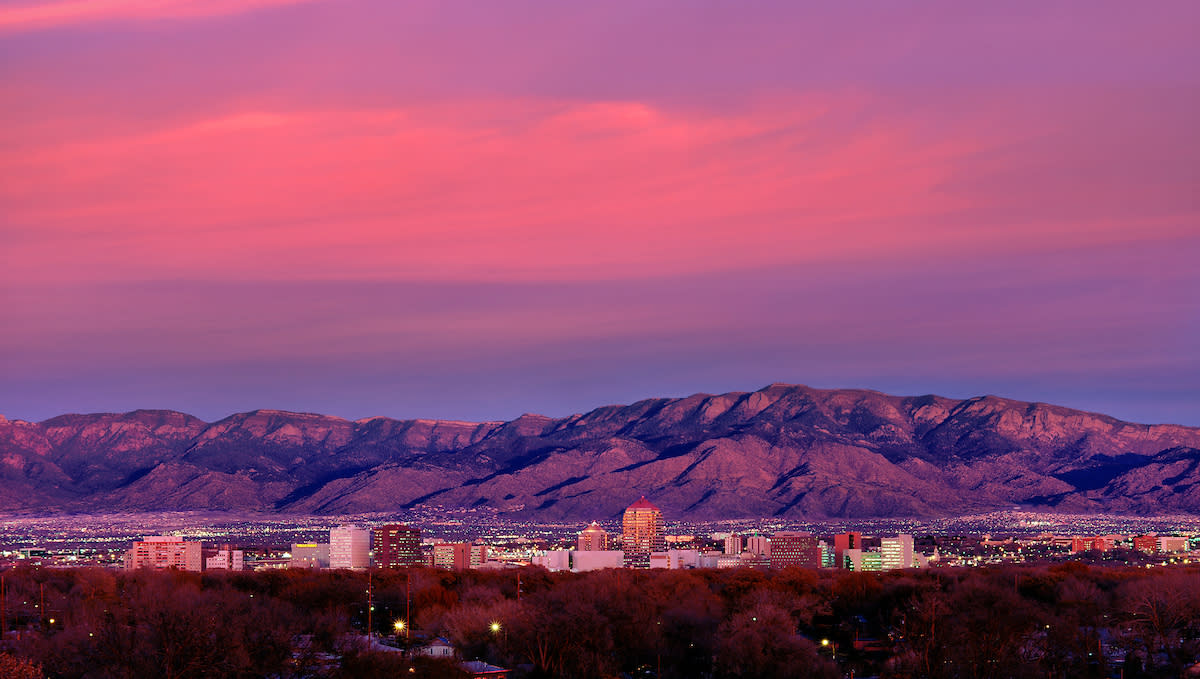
<box><xmin>1</xmin><ymin>563</ymin><xmax>1199</xmax><ymax>678</ymax></box>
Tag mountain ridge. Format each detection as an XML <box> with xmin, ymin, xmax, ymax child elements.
<box><xmin>2</xmin><ymin>384</ymin><xmax>1199</xmax><ymax>519</ymax></box>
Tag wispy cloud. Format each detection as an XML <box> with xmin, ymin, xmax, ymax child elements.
<box><xmin>0</xmin><ymin>0</ymin><xmax>320</xmax><ymax>33</ymax></box>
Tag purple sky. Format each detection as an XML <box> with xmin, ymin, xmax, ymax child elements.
<box><xmin>2</xmin><ymin>0</ymin><xmax>1198</xmax><ymax>425</ymax></box>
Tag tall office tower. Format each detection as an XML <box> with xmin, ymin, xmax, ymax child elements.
<box><xmin>724</xmin><ymin>533</ymin><xmax>744</xmax><ymax>555</ymax></box>
<box><xmin>123</xmin><ymin>536</ymin><xmax>203</xmax><ymax>572</ymax></box>
<box><xmin>290</xmin><ymin>543</ymin><xmax>330</xmax><ymax>569</ymax></box>
<box><xmin>834</xmin><ymin>532</ymin><xmax>862</xmax><ymax>568</ymax></box>
<box><xmin>373</xmin><ymin>524</ymin><xmax>423</xmax><ymax>568</ymax></box>
<box><xmin>622</xmin><ymin>496</ymin><xmax>665</xmax><ymax>556</ymax></box>
<box><xmin>769</xmin><ymin>532</ymin><xmax>821</xmax><ymax>569</ymax></box>
<box><xmin>205</xmin><ymin>544</ymin><xmax>244</xmax><ymax>571</ymax></box>
<box><xmin>329</xmin><ymin>526</ymin><xmax>372</xmax><ymax>570</ymax></box>
<box><xmin>745</xmin><ymin>533</ymin><xmax>771</xmax><ymax>557</ymax></box>
<box><xmin>880</xmin><ymin>534</ymin><xmax>915</xmax><ymax>570</ymax></box>
<box><xmin>577</xmin><ymin>522</ymin><xmax>610</xmax><ymax>551</ymax></box>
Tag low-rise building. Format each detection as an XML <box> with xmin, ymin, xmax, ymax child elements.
<box><xmin>123</xmin><ymin>536</ymin><xmax>203</xmax><ymax>572</ymax></box>
<box><xmin>290</xmin><ymin>543</ymin><xmax>330</xmax><ymax>569</ymax></box>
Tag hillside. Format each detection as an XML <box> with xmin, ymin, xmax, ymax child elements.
<box><xmin>2</xmin><ymin>384</ymin><xmax>1198</xmax><ymax>518</ymax></box>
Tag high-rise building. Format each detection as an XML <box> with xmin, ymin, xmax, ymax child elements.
<box><xmin>123</xmin><ymin>536</ymin><xmax>203</xmax><ymax>572</ymax></box>
<box><xmin>290</xmin><ymin>543</ymin><xmax>330</xmax><ymax>569</ymax></box>
<box><xmin>373</xmin><ymin>524</ymin><xmax>423</xmax><ymax>568</ymax></box>
<box><xmin>880</xmin><ymin>534</ymin><xmax>914</xmax><ymax>570</ymax></box>
<box><xmin>577</xmin><ymin>522</ymin><xmax>610</xmax><ymax>551</ymax></box>
<box><xmin>622</xmin><ymin>496</ymin><xmax>664</xmax><ymax>558</ymax></box>
<box><xmin>769</xmin><ymin>532</ymin><xmax>821</xmax><ymax>569</ymax></box>
<box><xmin>834</xmin><ymin>532</ymin><xmax>862</xmax><ymax>568</ymax></box>
<box><xmin>724</xmin><ymin>533</ymin><xmax>744</xmax><ymax>555</ymax></box>
<box><xmin>330</xmin><ymin>526</ymin><xmax>371</xmax><ymax>570</ymax></box>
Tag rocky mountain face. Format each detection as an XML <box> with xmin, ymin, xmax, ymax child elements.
<box><xmin>2</xmin><ymin>384</ymin><xmax>1199</xmax><ymax>519</ymax></box>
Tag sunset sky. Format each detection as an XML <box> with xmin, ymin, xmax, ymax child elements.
<box><xmin>2</xmin><ymin>0</ymin><xmax>1197</xmax><ymax>426</ymax></box>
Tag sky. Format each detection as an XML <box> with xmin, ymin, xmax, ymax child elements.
<box><xmin>1</xmin><ymin>0</ymin><xmax>1198</xmax><ymax>426</ymax></box>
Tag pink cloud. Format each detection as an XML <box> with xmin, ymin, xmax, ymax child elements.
<box><xmin>0</xmin><ymin>94</ymin><xmax>1100</xmax><ymax>284</ymax></box>
<box><xmin>5</xmin><ymin>90</ymin><xmax>1194</xmax><ymax>290</ymax></box>
<box><xmin>0</xmin><ymin>0</ymin><xmax>321</xmax><ymax>32</ymax></box>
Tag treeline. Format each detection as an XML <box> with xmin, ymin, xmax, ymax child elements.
<box><xmin>1</xmin><ymin>563</ymin><xmax>1200</xmax><ymax>678</ymax></box>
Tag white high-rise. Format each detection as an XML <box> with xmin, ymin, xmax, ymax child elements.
<box><xmin>724</xmin><ymin>533</ymin><xmax>743</xmax><ymax>555</ymax></box>
<box><xmin>329</xmin><ymin>526</ymin><xmax>371</xmax><ymax>570</ymax></box>
<box><xmin>880</xmin><ymin>534</ymin><xmax>914</xmax><ymax>570</ymax></box>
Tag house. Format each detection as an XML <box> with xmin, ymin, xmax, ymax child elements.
<box><xmin>461</xmin><ymin>660</ymin><xmax>509</xmax><ymax>678</ymax></box>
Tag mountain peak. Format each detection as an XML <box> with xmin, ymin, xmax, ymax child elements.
<box><xmin>3</xmin><ymin>386</ymin><xmax>1199</xmax><ymax>518</ymax></box>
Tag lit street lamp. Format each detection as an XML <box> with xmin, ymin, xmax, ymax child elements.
<box><xmin>490</xmin><ymin>620</ymin><xmax>507</xmax><ymax>655</ymax></box>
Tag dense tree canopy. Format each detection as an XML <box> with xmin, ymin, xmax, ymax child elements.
<box><xmin>1</xmin><ymin>563</ymin><xmax>1199</xmax><ymax>678</ymax></box>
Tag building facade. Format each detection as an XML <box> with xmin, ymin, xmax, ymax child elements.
<box><xmin>880</xmin><ymin>534</ymin><xmax>914</xmax><ymax>570</ymax></box>
<box><xmin>1132</xmin><ymin>535</ymin><xmax>1158</xmax><ymax>553</ymax></box>
<box><xmin>769</xmin><ymin>532</ymin><xmax>821</xmax><ymax>569</ymax></box>
<box><xmin>724</xmin><ymin>533</ymin><xmax>744</xmax><ymax>555</ymax></box>
<box><xmin>204</xmin><ymin>544</ymin><xmax>244</xmax><ymax>571</ymax></box>
<box><xmin>124</xmin><ymin>536</ymin><xmax>203</xmax><ymax>572</ymax></box>
<box><xmin>330</xmin><ymin>526</ymin><xmax>371</xmax><ymax>570</ymax></box>
<box><xmin>432</xmin><ymin>544</ymin><xmax>468</xmax><ymax>573</ymax></box>
<box><xmin>577</xmin><ymin>522</ymin><xmax>610</xmax><ymax>551</ymax></box>
<box><xmin>621</xmin><ymin>496</ymin><xmax>665</xmax><ymax>557</ymax></box>
<box><xmin>834</xmin><ymin>532</ymin><xmax>862</xmax><ymax>568</ymax></box>
<box><xmin>745</xmin><ymin>533</ymin><xmax>771</xmax><ymax>557</ymax></box>
<box><xmin>290</xmin><ymin>543</ymin><xmax>330</xmax><ymax>569</ymax></box>
<box><xmin>374</xmin><ymin>524</ymin><xmax>423</xmax><ymax>568</ymax></box>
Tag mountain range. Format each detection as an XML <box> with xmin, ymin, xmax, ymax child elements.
<box><xmin>3</xmin><ymin>384</ymin><xmax>1199</xmax><ymax>519</ymax></box>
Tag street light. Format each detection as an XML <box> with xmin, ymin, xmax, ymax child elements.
<box><xmin>490</xmin><ymin>620</ymin><xmax>507</xmax><ymax>654</ymax></box>
<box><xmin>821</xmin><ymin>638</ymin><xmax>837</xmax><ymax>660</ymax></box>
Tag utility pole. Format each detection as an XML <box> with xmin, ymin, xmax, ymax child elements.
<box><xmin>1</xmin><ymin>575</ymin><xmax>6</xmax><ymax>637</ymax></box>
<box><xmin>405</xmin><ymin>569</ymin><xmax>411</xmax><ymax>643</ymax></box>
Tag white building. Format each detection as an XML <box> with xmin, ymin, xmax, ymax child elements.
<box><xmin>571</xmin><ymin>550</ymin><xmax>625</xmax><ymax>572</ymax></box>
<box><xmin>881</xmin><ymin>534</ymin><xmax>915</xmax><ymax>570</ymax></box>
<box><xmin>330</xmin><ymin>526</ymin><xmax>371</xmax><ymax>570</ymax></box>
<box><xmin>205</xmin><ymin>545</ymin><xmax>244</xmax><ymax>571</ymax></box>
<box><xmin>532</xmin><ymin>550</ymin><xmax>571</xmax><ymax>572</ymax></box>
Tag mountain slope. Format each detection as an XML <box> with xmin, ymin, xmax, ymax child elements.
<box><xmin>2</xmin><ymin>385</ymin><xmax>1198</xmax><ymax>518</ymax></box>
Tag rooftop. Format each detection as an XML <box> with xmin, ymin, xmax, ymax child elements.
<box><xmin>625</xmin><ymin>496</ymin><xmax>662</xmax><ymax>513</ymax></box>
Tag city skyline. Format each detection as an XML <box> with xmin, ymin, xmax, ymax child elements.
<box><xmin>2</xmin><ymin>3</ymin><xmax>1198</xmax><ymax>676</ymax></box>
<box><xmin>2</xmin><ymin>1</ymin><xmax>1198</xmax><ymax>427</ymax></box>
